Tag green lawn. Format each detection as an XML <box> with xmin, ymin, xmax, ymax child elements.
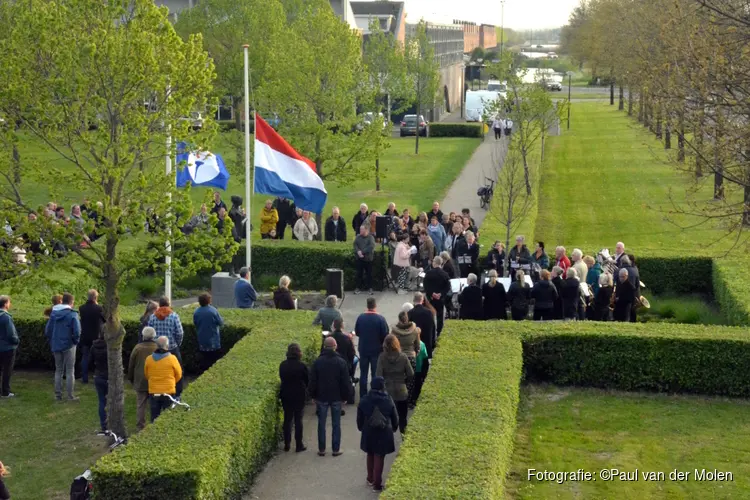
<box><xmin>16</xmin><ymin>134</ymin><xmax>480</xmax><ymax>240</ymax></box>
<box><xmin>0</xmin><ymin>371</ymin><xmax>138</xmax><ymax>500</ymax></box>
<box><xmin>507</xmin><ymin>385</ymin><xmax>750</xmax><ymax>499</ymax></box>
<box><xmin>534</xmin><ymin>103</ymin><xmax>730</xmax><ymax>255</ymax></box>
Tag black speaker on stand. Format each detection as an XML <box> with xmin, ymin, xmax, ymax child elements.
<box><xmin>326</xmin><ymin>268</ymin><xmax>343</xmax><ymax>298</ymax></box>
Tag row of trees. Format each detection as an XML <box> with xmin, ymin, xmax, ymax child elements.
<box><xmin>561</xmin><ymin>0</ymin><xmax>750</xmax><ymax>240</ymax></box>
<box><xmin>0</xmin><ymin>0</ymin><xmax>443</xmax><ymax>436</ymax></box>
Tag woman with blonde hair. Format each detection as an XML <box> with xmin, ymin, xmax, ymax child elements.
<box><xmin>274</xmin><ymin>275</ymin><xmax>296</xmax><ymax>310</ymax></box>
<box><xmin>482</xmin><ymin>269</ymin><xmax>508</xmax><ymax>320</ymax></box>
<box><xmin>376</xmin><ymin>334</ymin><xmax>413</xmax><ymax>436</ymax></box>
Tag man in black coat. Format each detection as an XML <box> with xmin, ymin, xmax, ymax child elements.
<box><xmin>78</xmin><ymin>289</ymin><xmax>105</xmax><ymax>384</ymax></box>
<box><xmin>279</xmin><ymin>344</ymin><xmax>309</xmax><ymax>452</ymax></box>
<box><xmin>408</xmin><ymin>292</ymin><xmax>436</xmax><ymax>359</ymax></box>
<box><xmin>329</xmin><ymin>318</ymin><xmax>356</xmax><ymax>404</ymax></box>
<box><xmin>351</xmin><ymin>203</ymin><xmax>369</xmax><ymax>235</ymax></box>
<box><xmin>551</xmin><ymin>266</ymin><xmax>565</xmax><ymax>319</ymax></box>
<box><xmin>621</xmin><ymin>255</ymin><xmax>641</xmax><ymax>323</ymax></box>
<box><xmin>210</xmin><ymin>191</ymin><xmax>227</xmax><ymax>215</ymax></box>
<box><xmin>272</xmin><ymin>197</ymin><xmax>296</xmax><ymax>240</ymax></box>
<box><xmin>458</xmin><ymin>274</ymin><xmax>484</xmax><ymax>320</ymax></box>
<box><xmin>455</xmin><ymin>232</ymin><xmax>480</xmax><ymax>278</ymax></box>
<box><xmin>309</xmin><ymin>337</ymin><xmax>352</xmax><ymax>456</ymax></box>
<box><xmin>324</xmin><ymin>206</ymin><xmax>347</xmax><ymax>242</ymax></box>
<box><xmin>427</xmin><ymin>201</ymin><xmax>443</xmax><ymax>226</ymax></box>
<box><xmin>423</xmin><ymin>256</ymin><xmax>451</xmax><ymax>335</ymax></box>
<box><xmin>559</xmin><ymin>269</ymin><xmax>581</xmax><ymax>320</ymax></box>
<box><xmin>613</xmin><ymin>268</ymin><xmax>636</xmax><ymax>322</ymax></box>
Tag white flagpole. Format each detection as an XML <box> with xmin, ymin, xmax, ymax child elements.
<box><xmin>243</xmin><ymin>44</ymin><xmax>252</xmax><ymax>271</ymax></box>
<box><xmin>165</xmin><ymin>86</ymin><xmax>172</xmax><ymax>303</ymax></box>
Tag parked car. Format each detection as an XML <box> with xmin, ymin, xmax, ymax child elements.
<box><xmin>357</xmin><ymin>112</ymin><xmax>388</xmax><ymax>132</ymax></box>
<box><xmin>544</xmin><ymin>81</ymin><xmax>563</xmax><ymax>91</ymax></box>
<box><xmin>400</xmin><ymin>114</ymin><xmax>428</xmax><ymax>137</ymax></box>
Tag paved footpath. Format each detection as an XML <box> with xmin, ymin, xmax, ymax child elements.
<box><xmin>245</xmin><ymin>291</ymin><xmax>409</xmax><ymax>500</ymax></box>
<box><xmin>245</xmin><ymin>134</ymin><xmax>506</xmax><ymax>499</ymax></box>
<box><xmin>440</xmin><ymin>132</ymin><xmax>507</xmax><ymax>230</ymax></box>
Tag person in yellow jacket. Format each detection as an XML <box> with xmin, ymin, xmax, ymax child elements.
<box><xmin>144</xmin><ymin>336</ymin><xmax>183</xmax><ymax>422</ymax></box>
<box><xmin>260</xmin><ymin>199</ymin><xmax>279</xmax><ymax>239</ymax></box>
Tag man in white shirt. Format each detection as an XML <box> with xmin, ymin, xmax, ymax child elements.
<box><xmin>504</xmin><ymin>118</ymin><xmax>514</xmax><ymax>136</ymax></box>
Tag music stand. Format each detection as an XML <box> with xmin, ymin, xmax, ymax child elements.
<box><xmin>380</xmin><ymin>240</ymin><xmax>398</xmax><ymax>292</ymax></box>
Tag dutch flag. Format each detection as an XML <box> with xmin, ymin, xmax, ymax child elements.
<box><xmin>254</xmin><ymin>115</ymin><xmax>327</xmax><ymax>214</ymax></box>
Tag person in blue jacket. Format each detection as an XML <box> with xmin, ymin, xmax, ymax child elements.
<box><xmin>0</xmin><ymin>295</ymin><xmax>19</xmax><ymax>398</ymax></box>
<box><xmin>45</xmin><ymin>292</ymin><xmax>81</xmax><ymax>402</ymax></box>
<box><xmin>193</xmin><ymin>292</ymin><xmax>224</xmax><ymax>372</ymax></box>
<box><xmin>234</xmin><ymin>267</ymin><xmax>257</xmax><ymax>309</ymax></box>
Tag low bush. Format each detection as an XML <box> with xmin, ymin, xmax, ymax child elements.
<box><xmin>383</xmin><ymin>322</ymin><xmax>523</xmax><ymax>499</ymax></box>
<box><xmin>93</xmin><ymin>310</ymin><xmax>319</xmax><ymax>500</ymax></box>
<box><xmin>520</xmin><ymin>321</ymin><xmax>750</xmax><ymax>396</ymax></box>
<box><xmin>635</xmin><ymin>256</ymin><xmax>712</xmax><ymax>296</ymax></box>
<box><xmin>713</xmin><ymin>258</ymin><xmax>750</xmax><ymax>326</ymax></box>
<box><xmin>428</xmin><ymin>123</ymin><xmax>483</xmax><ymax>138</ymax></box>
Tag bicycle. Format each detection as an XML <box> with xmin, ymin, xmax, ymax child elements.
<box><xmin>477</xmin><ymin>177</ymin><xmax>496</xmax><ymax>209</ymax></box>
<box><xmin>70</xmin><ymin>395</ymin><xmax>191</xmax><ymax>499</ymax></box>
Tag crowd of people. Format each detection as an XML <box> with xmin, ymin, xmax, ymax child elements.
<box><xmin>279</xmin><ymin>294</ymin><xmax>435</xmax><ymax>491</ymax></box>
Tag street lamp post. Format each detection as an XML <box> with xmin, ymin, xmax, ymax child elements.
<box><xmin>567</xmin><ymin>71</ymin><xmax>573</xmax><ymax>130</ymax></box>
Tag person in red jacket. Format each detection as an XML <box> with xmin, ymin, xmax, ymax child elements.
<box><xmin>554</xmin><ymin>245</ymin><xmax>571</xmax><ymax>275</ymax></box>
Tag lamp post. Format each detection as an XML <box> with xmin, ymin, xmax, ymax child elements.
<box><xmin>566</xmin><ymin>71</ymin><xmax>573</xmax><ymax>130</ymax></box>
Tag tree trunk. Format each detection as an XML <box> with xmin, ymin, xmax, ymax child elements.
<box><xmin>655</xmin><ymin>105</ymin><xmax>662</xmax><ymax>139</ymax></box>
<box><xmin>664</xmin><ymin>113</ymin><xmax>671</xmax><ymax>149</ymax></box>
<box><xmin>540</xmin><ymin>132</ymin><xmax>545</xmax><ymax>162</ymax></box>
<box><xmin>638</xmin><ymin>88</ymin><xmax>644</xmax><ymax>122</ymax></box>
<box><xmin>610</xmin><ymin>80</ymin><xmax>615</xmax><ymax>106</ymax></box>
<box><xmin>677</xmin><ymin>109</ymin><xmax>685</xmax><ymax>162</ymax></box>
<box><xmin>618</xmin><ymin>84</ymin><xmax>624</xmax><ymax>111</ymax></box>
<box><xmin>714</xmin><ymin>148</ymin><xmax>724</xmax><ymax>200</ymax></box>
<box><xmin>695</xmin><ymin>118</ymin><xmax>704</xmax><ymax>178</ymax></box>
<box><xmin>522</xmin><ymin>150</ymin><xmax>531</xmax><ymax>196</ymax></box>
<box><xmin>103</xmin><ymin>237</ymin><xmax>127</xmax><ymax>438</ymax></box>
<box><xmin>744</xmin><ymin>183</ymin><xmax>750</xmax><ymax>227</ymax></box>
<box><xmin>12</xmin><ymin>143</ymin><xmax>21</xmax><ymax>184</ymax></box>
<box><xmin>375</xmin><ymin>157</ymin><xmax>381</xmax><ymax>191</ymax></box>
<box><xmin>627</xmin><ymin>87</ymin><xmax>633</xmax><ymax>116</ymax></box>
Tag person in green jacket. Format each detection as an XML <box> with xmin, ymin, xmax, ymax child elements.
<box><xmin>409</xmin><ymin>339</ymin><xmax>429</xmax><ymax>408</ymax></box>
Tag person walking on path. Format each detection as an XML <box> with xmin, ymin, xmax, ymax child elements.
<box><xmin>193</xmin><ymin>293</ymin><xmax>224</xmax><ymax>373</ymax></box>
<box><xmin>45</xmin><ymin>292</ymin><xmax>81</xmax><ymax>402</ymax></box>
<box><xmin>148</xmin><ymin>297</ymin><xmax>185</xmax><ymax>398</ymax></box>
<box><xmin>390</xmin><ymin>310</ymin><xmax>420</xmax><ymax>402</ymax></box>
<box><xmin>330</xmin><ymin>318</ymin><xmax>356</xmax><ymax>404</ymax></box>
<box><xmin>376</xmin><ymin>334</ymin><xmax>414</xmax><ymax>436</ymax></box>
<box><xmin>88</xmin><ymin>331</ymin><xmax>109</xmax><ymax>432</ymax></box>
<box><xmin>355</xmin><ymin>297</ymin><xmax>389</xmax><ymax>398</ymax></box>
<box><xmin>144</xmin><ymin>336</ymin><xmax>183</xmax><ymax>422</ymax></box>
<box><xmin>411</xmin><ymin>337</ymin><xmax>429</xmax><ymax>406</ymax></box>
<box><xmin>0</xmin><ymin>296</ymin><xmax>19</xmax><ymax>398</ymax></box>
<box><xmin>309</xmin><ymin>337</ymin><xmax>352</xmax><ymax>457</ymax></box>
<box><xmin>78</xmin><ymin>289</ymin><xmax>104</xmax><ymax>384</ymax></box>
<box><xmin>357</xmin><ymin>376</ymin><xmax>399</xmax><ymax>492</ymax></box>
<box><xmin>127</xmin><ymin>326</ymin><xmax>158</xmax><ymax>430</ymax></box>
<box><xmin>279</xmin><ymin>343</ymin><xmax>309</xmax><ymax>453</ymax></box>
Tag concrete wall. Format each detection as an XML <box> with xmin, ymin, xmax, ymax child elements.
<box><xmin>480</xmin><ymin>24</ymin><xmax>497</xmax><ymax>49</ymax></box>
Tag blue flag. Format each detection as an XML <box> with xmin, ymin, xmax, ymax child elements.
<box><xmin>176</xmin><ymin>142</ymin><xmax>230</xmax><ymax>190</ymax></box>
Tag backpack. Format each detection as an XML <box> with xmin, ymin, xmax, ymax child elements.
<box><xmin>367</xmin><ymin>405</ymin><xmax>388</xmax><ymax>430</ymax></box>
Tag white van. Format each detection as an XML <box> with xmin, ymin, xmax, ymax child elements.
<box><xmin>465</xmin><ymin>90</ymin><xmax>505</xmax><ymax>122</ymax></box>
<box><xmin>487</xmin><ymin>80</ymin><xmax>507</xmax><ymax>92</ymax></box>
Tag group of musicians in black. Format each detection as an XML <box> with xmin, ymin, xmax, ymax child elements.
<box><xmin>419</xmin><ymin>235</ymin><xmax>644</xmax><ymax>329</ymax></box>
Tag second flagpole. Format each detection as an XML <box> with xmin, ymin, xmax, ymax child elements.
<box><xmin>243</xmin><ymin>44</ymin><xmax>252</xmax><ymax>272</ymax></box>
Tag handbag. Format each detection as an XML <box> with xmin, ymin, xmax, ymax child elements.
<box><xmin>367</xmin><ymin>405</ymin><xmax>388</xmax><ymax>430</ymax></box>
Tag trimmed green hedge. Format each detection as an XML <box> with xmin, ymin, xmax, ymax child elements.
<box><xmin>11</xmin><ymin>307</ymin><xmax>251</xmax><ymax>374</ymax></box>
<box><xmin>93</xmin><ymin>310</ymin><xmax>319</xmax><ymax>499</ymax></box>
<box><xmin>636</xmin><ymin>256</ymin><xmax>713</xmax><ymax>296</ymax></box>
<box><xmin>713</xmin><ymin>258</ymin><xmax>750</xmax><ymax>326</ymax></box>
<box><xmin>382</xmin><ymin>322</ymin><xmax>523</xmax><ymax>499</ymax></box>
<box><xmin>427</xmin><ymin>123</ymin><xmax>483</xmax><ymax>138</ymax></box>
<box><xmin>236</xmin><ymin>241</ymin><xmax>387</xmax><ymax>291</ymax></box>
<box><xmin>520</xmin><ymin>321</ymin><xmax>750</xmax><ymax>396</ymax></box>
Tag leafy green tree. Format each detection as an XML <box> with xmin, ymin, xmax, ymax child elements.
<box><xmin>406</xmin><ymin>22</ymin><xmax>440</xmax><ymax>155</ymax></box>
<box><xmin>0</xmin><ymin>0</ymin><xmax>215</xmax><ymax>436</ymax></box>
<box><xmin>266</xmin><ymin>4</ymin><xmax>371</xmax><ymax>233</ymax></box>
<box><xmin>363</xmin><ymin>21</ymin><xmax>410</xmax><ymax>191</ymax></box>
